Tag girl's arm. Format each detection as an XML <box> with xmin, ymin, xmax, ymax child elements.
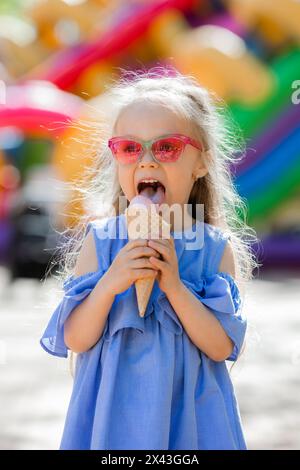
<box><xmin>165</xmin><ymin>241</ymin><xmax>236</xmax><ymax>362</ymax></box>
<box><xmin>64</xmin><ymin>232</ymin><xmax>160</xmax><ymax>354</ymax></box>
<box><xmin>64</xmin><ymin>230</ymin><xmax>116</xmax><ymax>354</ymax></box>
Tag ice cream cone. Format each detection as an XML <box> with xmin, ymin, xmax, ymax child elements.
<box><xmin>125</xmin><ymin>197</ymin><xmax>171</xmax><ymax>317</ymax></box>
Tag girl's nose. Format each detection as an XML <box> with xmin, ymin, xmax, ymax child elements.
<box><xmin>138</xmin><ymin>149</ymin><xmax>159</xmax><ymax>168</ymax></box>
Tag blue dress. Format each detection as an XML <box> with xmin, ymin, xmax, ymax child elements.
<box><xmin>40</xmin><ymin>213</ymin><xmax>248</xmax><ymax>450</ymax></box>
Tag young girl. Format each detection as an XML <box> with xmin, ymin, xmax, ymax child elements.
<box><xmin>40</xmin><ymin>67</ymin><xmax>257</xmax><ymax>450</ymax></box>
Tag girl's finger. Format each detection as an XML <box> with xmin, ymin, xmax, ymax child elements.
<box><xmin>148</xmin><ymin>240</ymin><xmax>171</xmax><ymax>260</ymax></box>
<box><xmin>131</xmin><ymin>258</ymin><xmax>159</xmax><ymax>270</ymax></box>
<box><xmin>149</xmin><ymin>238</ymin><xmax>170</xmax><ymax>247</ymax></box>
<box><xmin>150</xmin><ymin>238</ymin><xmax>174</xmax><ymax>252</ymax></box>
<box><xmin>149</xmin><ymin>256</ymin><xmax>166</xmax><ymax>270</ymax></box>
<box><xmin>125</xmin><ymin>238</ymin><xmax>148</xmax><ymax>251</ymax></box>
<box><xmin>130</xmin><ymin>246</ymin><xmax>160</xmax><ymax>260</ymax></box>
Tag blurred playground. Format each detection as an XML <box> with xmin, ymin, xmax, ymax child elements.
<box><xmin>0</xmin><ymin>0</ymin><xmax>299</xmax><ymax>450</ymax></box>
<box><xmin>0</xmin><ymin>0</ymin><xmax>300</xmax><ymax>275</ymax></box>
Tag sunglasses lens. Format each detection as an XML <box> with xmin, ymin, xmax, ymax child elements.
<box><xmin>110</xmin><ymin>140</ymin><xmax>142</xmax><ymax>163</ymax></box>
<box><xmin>152</xmin><ymin>138</ymin><xmax>184</xmax><ymax>162</ymax></box>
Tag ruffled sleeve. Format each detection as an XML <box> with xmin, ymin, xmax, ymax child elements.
<box><xmin>40</xmin><ymin>269</ymin><xmax>106</xmax><ymax>358</ymax></box>
<box><xmin>40</xmin><ymin>217</ymin><xmax>113</xmax><ymax>358</ymax></box>
<box><xmin>180</xmin><ymin>272</ymin><xmax>247</xmax><ymax>361</ymax></box>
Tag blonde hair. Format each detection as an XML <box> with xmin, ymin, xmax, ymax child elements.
<box><xmin>46</xmin><ymin>66</ymin><xmax>259</xmax><ymax>377</ymax></box>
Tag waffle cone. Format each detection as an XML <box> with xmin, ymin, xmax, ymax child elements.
<box><xmin>125</xmin><ymin>203</ymin><xmax>171</xmax><ymax>317</ymax></box>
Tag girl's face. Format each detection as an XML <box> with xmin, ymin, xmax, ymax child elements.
<box><xmin>113</xmin><ymin>101</ymin><xmax>207</xmax><ymax>219</ymax></box>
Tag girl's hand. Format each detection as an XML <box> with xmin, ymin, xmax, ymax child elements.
<box><xmin>103</xmin><ymin>239</ymin><xmax>160</xmax><ymax>296</ymax></box>
<box><xmin>147</xmin><ymin>237</ymin><xmax>181</xmax><ymax>296</ymax></box>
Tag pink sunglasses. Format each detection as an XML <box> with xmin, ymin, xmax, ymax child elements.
<box><xmin>108</xmin><ymin>133</ymin><xmax>203</xmax><ymax>164</ymax></box>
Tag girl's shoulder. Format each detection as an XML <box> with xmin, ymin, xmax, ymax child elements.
<box><xmin>202</xmin><ymin>222</ymin><xmax>231</xmax><ymax>275</ymax></box>
<box><xmin>203</xmin><ymin>221</ymin><xmax>231</xmax><ymax>243</ymax></box>
<box><xmin>86</xmin><ymin>213</ymin><xmax>126</xmax><ymax>238</ymax></box>
<box><xmin>85</xmin><ymin>214</ymin><xmax>127</xmax><ymax>269</ymax></box>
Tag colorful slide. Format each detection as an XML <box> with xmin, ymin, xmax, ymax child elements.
<box><xmin>229</xmin><ymin>48</ymin><xmax>300</xmax><ymax>266</ymax></box>
<box><xmin>21</xmin><ymin>0</ymin><xmax>197</xmax><ymax>90</ymax></box>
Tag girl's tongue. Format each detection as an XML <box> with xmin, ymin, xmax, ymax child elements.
<box><xmin>139</xmin><ymin>185</ymin><xmax>165</xmax><ymax>205</ymax></box>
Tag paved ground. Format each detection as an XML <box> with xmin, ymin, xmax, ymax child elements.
<box><xmin>0</xmin><ymin>267</ymin><xmax>299</xmax><ymax>450</ymax></box>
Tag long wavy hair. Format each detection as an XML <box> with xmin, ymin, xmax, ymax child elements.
<box><xmin>45</xmin><ymin>66</ymin><xmax>259</xmax><ymax>377</ymax></box>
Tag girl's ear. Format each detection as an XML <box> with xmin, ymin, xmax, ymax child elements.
<box><xmin>194</xmin><ymin>152</ymin><xmax>209</xmax><ymax>179</ymax></box>
<box><xmin>196</xmin><ymin>167</ymin><xmax>208</xmax><ymax>178</ymax></box>
<box><xmin>192</xmin><ymin>169</ymin><xmax>207</xmax><ymax>182</ymax></box>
